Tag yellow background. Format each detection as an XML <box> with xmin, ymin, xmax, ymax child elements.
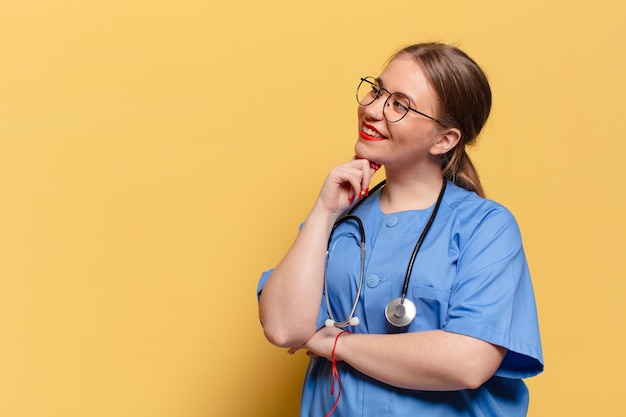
<box><xmin>1</xmin><ymin>1</ymin><xmax>624</xmax><ymax>416</ymax></box>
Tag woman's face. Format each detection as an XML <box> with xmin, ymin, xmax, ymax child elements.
<box><xmin>355</xmin><ymin>55</ymin><xmax>444</xmax><ymax>171</ymax></box>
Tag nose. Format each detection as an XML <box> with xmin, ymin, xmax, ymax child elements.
<box><xmin>363</xmin><ymin>95</ymin><xmax>386</xmax><ymax>121</ymax></box>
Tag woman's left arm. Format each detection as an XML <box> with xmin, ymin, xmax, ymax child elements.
<box><xmin>302</xmin><ymin>327</ymin><xmax>506</xmax><ymax>391</ymax></box>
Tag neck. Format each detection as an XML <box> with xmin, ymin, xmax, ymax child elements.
<box><xmin>379</xmin><ymin>169</ymin><xmax>445</xmax><ymax>213</ymax></box>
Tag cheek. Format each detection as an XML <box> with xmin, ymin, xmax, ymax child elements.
<box><xmin>395</xmin><ymin>124</ymin><xmax>435</xmax><ymax>142</ymax></box>
<box><xmin>357</xmin><ymin>105</ymin><xmax>365</xmax><ymax>120</ymax></box>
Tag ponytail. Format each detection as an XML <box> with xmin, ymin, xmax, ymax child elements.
<box><xmin>393</xmin><ymin>43</ymin><xmax>491</xmax><ymax>198</ymax></box>
<box><xmin>442</xmin><ymin>146</ymin><xmax>484</xmax><ymax>198</ymax></box>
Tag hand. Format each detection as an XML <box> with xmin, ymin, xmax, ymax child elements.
<box><xmin>288</xmin><ymin>326</ymin><xmax>347</xmax><ymax>361</ymax></box>
<box><xmin>315</xmin><ymin>157</ymin><xmax>381</xmax><ymax>216</ymax></box>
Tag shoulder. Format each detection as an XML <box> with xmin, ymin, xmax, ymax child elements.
<box><xmin>444</xmin><ymin>182</ymin><xmax>517</xmax><ymax>224</ymax></box>
<box><xmin>442</xmin><ymin>182</ymin><xmax>522</xmax><ymax>246</ymax></box>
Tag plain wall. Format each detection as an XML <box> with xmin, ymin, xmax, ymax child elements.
<box><xmin>1</xmin><ymin>0</ymin><xmax>625</xmax><ymax>416</ymax></box>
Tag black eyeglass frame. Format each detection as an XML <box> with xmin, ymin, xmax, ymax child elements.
<box><xmin>356</xmin><ymin>77</ymin><xmax>444</xmax><ymax>125</ymax></box>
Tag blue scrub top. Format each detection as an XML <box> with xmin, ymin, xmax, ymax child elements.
<box><xmin>258</xmin><ymin>182</ymin><xmax>543</xmax><ymax>417</ymax></box>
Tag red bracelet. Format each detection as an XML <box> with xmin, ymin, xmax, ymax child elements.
<box><xmin>326</xmin><ymin>330</ymin><xmax>350</xmax><ymax>417</ymax></box>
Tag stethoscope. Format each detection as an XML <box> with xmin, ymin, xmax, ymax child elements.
<box><xmin>324</xmin><ymin>179</ymin><xmax>447</xmax><ymax>328</ymax></box>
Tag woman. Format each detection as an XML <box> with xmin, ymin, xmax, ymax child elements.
<box><xmin>257</xmin><ymin>42</ymin><xmax>543</xmax><ymax>417</ymax></box>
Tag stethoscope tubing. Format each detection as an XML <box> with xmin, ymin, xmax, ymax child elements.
<box><xmin>325</xmin><ymin>214</ymin><xmax>366</xmax><ymax>327</ymax></box>
<box><xmin>324</xmin><ymin>181</ymin><xmax>386</xmax><ymax>327</ymax></box>
<box><xmin>399</xmin><ymin>181</ymin><xmax>447</xmax><ymax>303</ymax></box>
<box><xmin>324</xmin><ymin>179</ymin><xmax>447</xmax><ymax>328</ymax></box>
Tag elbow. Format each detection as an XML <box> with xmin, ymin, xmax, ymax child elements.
<box><xmin>458</xmin><ymin>370</ymin><xmax>493</xmax><ymax>390</ymax></box>
<box><xmin>263</xmin><ymin>328</ymin><xmax>294</xmax><ymax>348</ymax></box>
<box><xmin>258</xmin><ymin>295</ymin><xmax>319</xmax><ymax>348</ymax></box>
<box><xmin>261</xmin><ymin>319</ymin><xmax>314</xmax><ymax>348</ymax></box>
<box><xmin>455</xmin><ymin>347</ymin><xmax>507</xmax><ymax>390</ymax></box>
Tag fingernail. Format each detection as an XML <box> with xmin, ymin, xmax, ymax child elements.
<box><xmin>349</xmin><ymin>195</ymin><xmax>355</xmax><ymax>204</ymax></box>
<box><xmin>365</xmin><ymin>187</ymin><xmax>370</xmax><ymax>197</ymax></box>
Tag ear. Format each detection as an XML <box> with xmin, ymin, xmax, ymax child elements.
<box><xmin>430</xmin><ymin>127</ymin><xmax>461</xmax><ymax>156</ymax></box>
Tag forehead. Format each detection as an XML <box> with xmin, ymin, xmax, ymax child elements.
<box><xmin>377</xmin><ymin>56</ymin><xmax>436</xmax><ymax>102</ymax></box>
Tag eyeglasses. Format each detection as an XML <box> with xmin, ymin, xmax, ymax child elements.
<box><xmin>356</xmin><ymin>76</ymin><xmax>443</xmax><ymax>125</ymax></box>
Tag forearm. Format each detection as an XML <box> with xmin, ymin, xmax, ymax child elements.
<box><xmin>259</xmin><ymin>206</ymin><xmax>337</xmax><ymax>347</ymax></box>
<box><xmin>335</xmin><ymin>330</ymin><xmax>506</xmax><ymax>391</ymax></box>
<box><xmin>260</xmin><ymin>158</ymin><xmax>379</xmax><ymax>347</ymax></box>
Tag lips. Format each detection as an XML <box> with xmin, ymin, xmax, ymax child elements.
<box><xmin>360</xmin><ymin>123</ymin><xmax>387</xmax><ymax>141</ymax></box>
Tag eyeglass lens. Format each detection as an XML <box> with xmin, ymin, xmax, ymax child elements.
<box><xmin>356</xmin><ymin>77</ymin><xmax>412</xmax><ymax>123</ymax></box>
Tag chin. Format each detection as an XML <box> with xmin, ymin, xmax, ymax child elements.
<box><xmin>354</xmin><ymin>139</ymin><xmax>377</xmax><ymax>159</ymax></box>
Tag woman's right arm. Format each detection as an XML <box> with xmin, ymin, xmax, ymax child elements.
<box><xmin>258</xmin><ymin>158</ymin><xmax>378</xmax><ymax>348</ymax></box>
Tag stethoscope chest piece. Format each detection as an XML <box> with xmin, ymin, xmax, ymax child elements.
<box><xmin>325</xmin><ymin>180</ymin><xmax>446</xmax><ymax>329</ymax></box>
<box><xmin>385</xmin><ymin>297</ymin><xmax>417</xmax><ymax>327</ymax></box>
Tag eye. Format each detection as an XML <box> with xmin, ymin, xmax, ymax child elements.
<box><xmin>370</xmin><ymin>84</ymin><xmax>382</xmax><ymax>97</ymax></box>
<box><xmin>390</xmin><ymin>95</ymin><xmax>410</xmax><ymax>113</ymax></box>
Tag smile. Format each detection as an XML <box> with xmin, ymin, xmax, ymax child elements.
<box><xmin>360</xmin><ymin>124</ymin><xmax>387</xmax><ymax>141</ymax></box>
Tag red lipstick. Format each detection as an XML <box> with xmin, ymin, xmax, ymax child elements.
<box><xmin>360</xmin><ymin>122</ymin><xmax>387</xmax><ymax>141</ymax></box>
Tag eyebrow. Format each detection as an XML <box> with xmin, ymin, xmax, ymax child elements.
<box><xmin>376</xmin><ymin>77</ymin><xmax>418</xmax><ymax>107</ymax></box>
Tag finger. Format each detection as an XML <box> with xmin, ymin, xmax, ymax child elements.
<box><xmin>325</xmin><ymin>159</ymin><xmax>377</xmax><ymax>207</ymax></box>
<box><xmin>333</xmin><ymin>162</ymin><xmax>366</xmax><ymax>203</ymax></box>
<box><xmin>352</xmin><ymin>155</ymin><xmax>381</xmax><ymax>173</ymax></box>
<box><xmin>346</xmin><ymin>172</ymin><xmax>365</xmax><ymax>202</ymax></box>
<box><xmin>352</xmin><ymin>158</ymin><xmax>375</xmax><ymax>198</ymax></box>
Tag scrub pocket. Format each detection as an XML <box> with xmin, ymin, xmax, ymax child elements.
<box><xmin>408</xmin><ymin>285</ymin><xmax>451</xmax><ymax>330</ymax></box>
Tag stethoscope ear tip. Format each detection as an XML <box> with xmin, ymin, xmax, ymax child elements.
<box><xmin>324</xmin><ymin>180</ymin><xmax>445</xmax><ymax>330</ymax></box>
<box><xmin>325</xmin><ymin>317</ymin><xmax>361</xmax><ymax>328</ymax></box>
